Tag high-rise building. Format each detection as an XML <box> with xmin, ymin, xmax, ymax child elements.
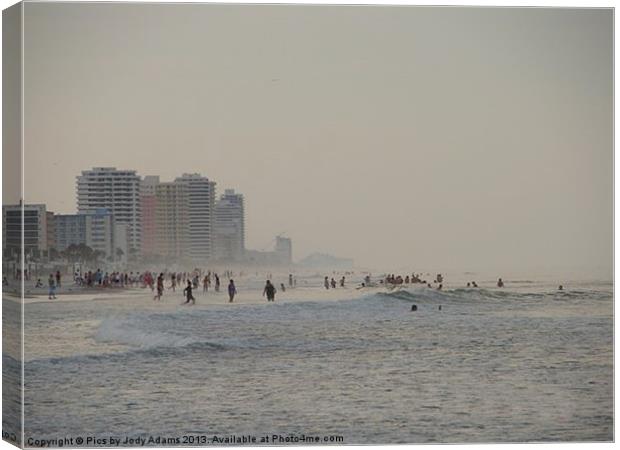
<box><xmin>154</xmin><ymin>182</ymin><xmax>189</xmax><ymax>259</ymax></box>
<box><xmin>76</xmin><ymin>167</ymin><xmax>142</xmax><ymax>254</ymax></box>
<box><xmin>2</xmin><ymin>203</ymin><xmax>48</xmax><ymax>260</ymax></box>
<box><xmin>173</xmin><ymin>174</ymin><xmax>216</xmax><ymax>261</ymax></box>
<box><xmin>214</xmin><ymin>189</ymin><xmax>245</xmax><ymax>261</ymax></box>
<box><xmin>140</xmin><ymin>176</ymin><xmax>159</xmax><ymax>257</ymax></box>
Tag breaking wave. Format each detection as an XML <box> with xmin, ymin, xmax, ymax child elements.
<box><xmin>372</xmin><ymin>286</ymin><xmax>609</xmax><ymax>305</ymax></box>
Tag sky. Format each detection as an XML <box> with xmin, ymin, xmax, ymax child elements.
<box><xmin>10</xmin><ymin>4</ymin><xmax>613</xmax><ymax>274</ymax></box>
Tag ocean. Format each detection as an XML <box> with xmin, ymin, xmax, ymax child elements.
<box><xmin>3</xmin><ymin>276</ymin><xmax>613</xmax><ymax>445</ymax></box>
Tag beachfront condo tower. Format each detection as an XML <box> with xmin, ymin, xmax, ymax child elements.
<box><xmin>140</xmin><ymin>176</ymin><xmax>160</xmax><ymax>258</ymax></box>
<box><xmin>76</xmin><ymin>168</ymin><xmax>142</xmax><ymax>255</ymax></box>
<box><xmin>214</xmin><ymin>189</ymin><xmax>245</xmax><ymax>262</ymax></box>
<box><xmin>154</xmin><ymin>181</ymin><xmax>189</xmax><ymax>260</ymax></box>
<box><xmin>173</xmin><ymin>173</ymin><xmax>216</xmax><ymax>262</ymax></box>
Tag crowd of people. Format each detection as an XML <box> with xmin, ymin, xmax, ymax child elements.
<box><xmin>8</xmin><ymin>264</ymin><xmax>553</xmax><ymax>302</ymax></box>
<box><xmin>22</xmin><ymin>266</ymin><xmax>303</xmax><ymax>304</ymax></box>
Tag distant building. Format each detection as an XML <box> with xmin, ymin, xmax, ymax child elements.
<box><xmin>154</xmin><ymin>181</ymin><xmax>189</xmax><ymax>259</ymax></box>
<box><xmin>53</xmin><ymin>209</ymin><xmax>128</xmax><ymax>262</ymax></box>
<box><xmin>243</xmin><ymin>235</ymin><xmax>292</xmax><ymax>266</ymax></box>
<box><xmin>140</xmin><ymin>176</ymin><xmax>159</xmax><ymax>257</ymax></box>
<box><xmin>46</xmin><ymin>211</ymin><xmax>56</xmax><ymax>253</ymax></box>
<box><xmin>173</xmin><ymin>174</ymin><xmax>216</xmax><ymax>262</ymax></box>
<box><xmin>275</xmin><ymin>236</ymin><xmax>292</xmax><ymax>265</ymax></box>
<box><xmin>54</xmin><ymin>214</ymin><xmax>87</xmax><ymax>251</ymax></box>
<box><xmin>214</xmin><ymin>189</ymin><xmax>245</xmax><ymax>261</ymax></box>
<box><xmin>76</xmin><ymin>167</ymin><xmax>142</xmax><ymax>254</ymax></box>
<box><xmin>2</xmin><ymin>203</ymin><xmax>48</xmax><ymax>260</ymax></box>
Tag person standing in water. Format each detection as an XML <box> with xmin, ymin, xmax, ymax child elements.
<box><xmin>228</xmin><ymin>279</ymin><xmax>237</xmax><ymax>303</ymax></box>
<box><xmin>154</xmin><ymin>273</ymin><xmax>164</xmax><ymax>301</ymax></box>
<box><xmin>497</xmin><ymin>278</ymin><xmax>504</xmax><ymax>288</ymax></box>
<box><xmin>203</xmin><ymin>274</ymin><xmax>209</xmax><ymax>293</ymax></box>
<box><xmin>48</xmin><ymin>274</ymin><xmax>57</xmax><ymax>300</ymax></box>
<box><xmin>215</xmin><ymin>274</ymin><xmax>221</xmax><ymax>292</ymax></box>
<box><xmin>183</xmin><ymin>280</ymin><xmax>195</xmax><ymax>305</ymax></box>
<box><xmin>263</xmin><ymin>280</ymin><xmax>276</xmax><ymax>302</ymax></box>
<box><xmin>340</xmin><ymin>276</ymin><xmax>345</xmax><ymax>287</ymax></box>
<box><xmin>171</xmin><ymin>273</ymin><xmax>176</xmax><ymax>292</ymax></box>
<box><xmin>289</xmin><ymin>274</ymin><xmax>293</xmax><ymax>287</ymax></box>
<box><xmin>324</xmin><ymin>277</ymin><xmax>330</xmax><ymax>290</ymax></box>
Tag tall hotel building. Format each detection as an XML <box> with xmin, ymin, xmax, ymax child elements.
<box><xmin>140</xmin><ymin>176</ymin><xmax>159</xmax><ymax>257</ymax></box>
<box><xmin>154</xmin><ymin>181</ymin><xmax>189</xmax><ymax>259</ymax></box>
<box><xmin>174</xmin><ymin>174</ymin><xmax>216</xmax><ymax>261</ymax></box>
<box><xmin>214</xmin><ymin>189</ymin><xmax>245</xmax><ymax>261</ymax></box>
<box><xmin>76</xmin><ymin>168</ymin><xmax>142</xmax><ymax>254</ymax></box>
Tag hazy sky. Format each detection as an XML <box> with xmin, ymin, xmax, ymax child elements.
<box><xmin>16</xmin><ymin>4</ymin><xmax>612</xmax><ymax>274</ymax></box>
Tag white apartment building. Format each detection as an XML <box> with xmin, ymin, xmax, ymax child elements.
<box><xmin>154</xmin><ymin>181</ymin><xmax>189</xmax><ymax>259</ymax></box>
<box><xmin>76</xmin><ymin>167</ymin><xmax>142</xmax><ymax>254</ymax></box>
<box><xmin>173</xmin><ymin>173</ymin><xmax>216</xmax><ymax>262</ymax></box>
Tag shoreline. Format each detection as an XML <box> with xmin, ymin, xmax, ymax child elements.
<box><xmin>5</xmin><ymin>284</ymin><xmax>389</xmax><ymax>306</ymax></box>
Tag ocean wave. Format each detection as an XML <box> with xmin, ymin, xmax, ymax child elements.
<box><xmin>94</xmin><ymin>313</ymin><xmax>229</xmax><ymax>353</ymax></box>
<box><xmin>371</xmin><ymin>286</ymin><xmax>609</xmax><ymax>305</ymax></box>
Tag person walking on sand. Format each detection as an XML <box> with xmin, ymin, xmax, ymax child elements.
<box><xmin>228</xmin><ymin>279</ymin><xmax>237</xmax><ymax>303</ymax></box>
<box><xmin>55</xmin><ymin>270</ymin><xmax>61</xmax><ymax>288</ymax></box>
<box><xmin>48</xmin><ymin>274</ymin><xmax>57</xmax><ymax>300</ymax></box>
<box><xmin>183</xmin><ymin>280</ymin><xmax>195</xmax><ymax>305</ymax></box>
<box><xmin>263</xmin><ymin>280</ymin><xmax>276</xmax><ymax>302</ymax></box>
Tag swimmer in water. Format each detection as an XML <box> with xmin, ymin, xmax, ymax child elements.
<box><xmin>558</xmin><ymin>285</ymin><xmax>563</xmax><ymax>291</ymax></box>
